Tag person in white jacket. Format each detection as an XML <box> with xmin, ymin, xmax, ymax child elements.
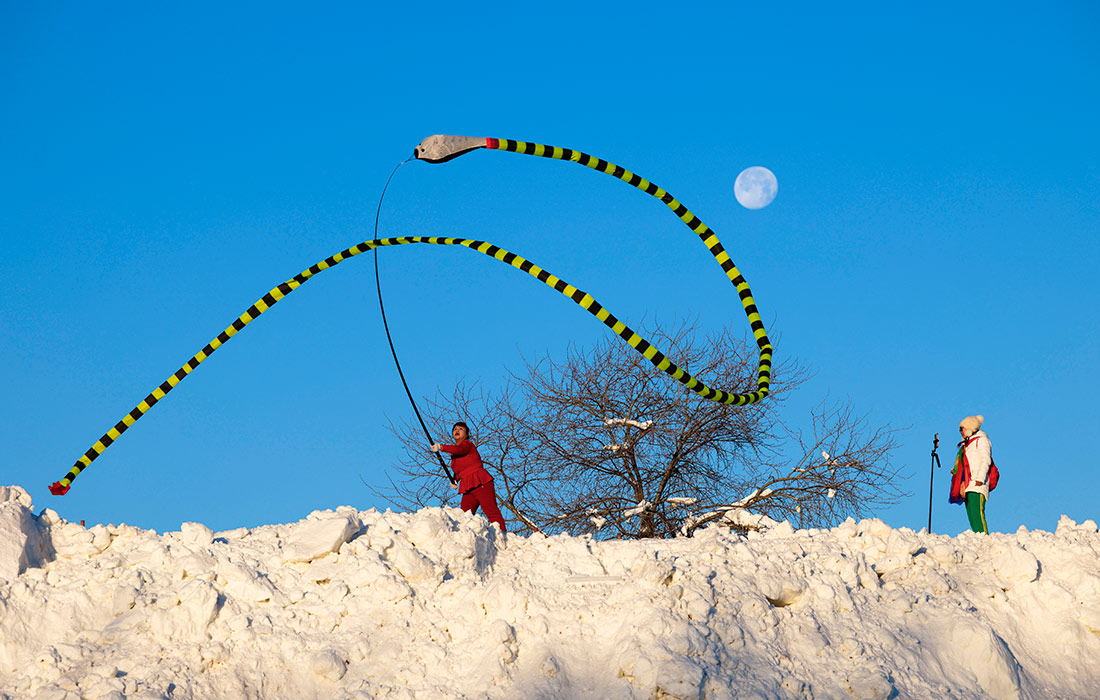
<box><xmin>959</xmin><ymin>415</ymin><xmax>992</xmax><ymax>533</ymax></box>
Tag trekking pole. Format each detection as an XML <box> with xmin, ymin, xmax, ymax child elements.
<box><xmin>927</xmin><ymin>433</ymin><xmax>942</xmax><ymax>532</ymax></box>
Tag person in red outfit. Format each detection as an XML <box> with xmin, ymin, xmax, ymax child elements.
<box><xmin>432</xmin><ymin>422</ymin><xmax>507</xmax><ymax>532</ymax></box>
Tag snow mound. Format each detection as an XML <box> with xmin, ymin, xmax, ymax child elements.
<box><xmin>0</xmin><ymin>485</ymin><xmax>52</xmax><ymax>580</ymax></box>
<box><xmin>2</xmin><ymin>485</ymin><xmax>1099</xmax><ymax>699</ymax></box>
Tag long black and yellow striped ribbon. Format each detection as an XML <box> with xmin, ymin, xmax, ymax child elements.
<box><xmin>416</xmin><ymin>135</ymin><xmax>772</xmax><ymax>404</ymax></box>
<box><xmin>51</xmin><ymin>235</ymin><xmax>761</xmax><ymax>493</ymax></box>
<box><xmin>486</xmin><ymin>138</ymin><xmax>772</xmax><ymax>394</ymax></box>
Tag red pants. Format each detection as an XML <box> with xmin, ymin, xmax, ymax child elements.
<box><xmin>461</xmin><ymin>481</ymin><xmax>506</xmax><ymax>532</ymax></box>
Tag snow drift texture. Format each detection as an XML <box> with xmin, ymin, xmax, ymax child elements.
<box><xmin>2</xmin><ymin>485</ymin><xmax>1099</xmax><ymax>700</ymax></box>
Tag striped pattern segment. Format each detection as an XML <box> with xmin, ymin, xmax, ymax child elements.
<box><xmin>55</xmin><ymin>236</ymin><xmax>758</xmax><ymax>491</ymax></box>
<box><xmin>483</xmin><ymin>137</ymin><xmax>772</xmax><ymax>404</ymax></box>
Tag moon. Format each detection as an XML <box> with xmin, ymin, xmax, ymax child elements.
<box><xmin>734</xmin><ymin>166</ymin><xmax>778</xmax><ymax>210</ymax></box>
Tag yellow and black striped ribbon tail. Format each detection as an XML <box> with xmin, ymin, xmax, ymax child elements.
<box><xmin>50</xmin><ymin>235</ymin><xmax>761</xmax><ymax>494</ymax></box>
<box><xmin>480</xmin><ymin>137</ymin><xmax>772</xmax><ymax>402</ymax></box>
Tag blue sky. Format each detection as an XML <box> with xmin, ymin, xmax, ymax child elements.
<box><xmin>2</xmin><ymin>2</ymin><xmax>1097</xmax><ymax>535</ymax></box>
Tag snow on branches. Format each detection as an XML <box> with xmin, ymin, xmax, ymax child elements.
<box><xmin>604</xmin><ymin>418</ymin><xmax>654</xmax><ymax>430</ymax></box>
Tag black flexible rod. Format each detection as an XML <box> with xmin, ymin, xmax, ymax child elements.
<box><xmin>372</xmin><ymin>157</ymin><xmax>456</xmax><ymax>484</ymax></box>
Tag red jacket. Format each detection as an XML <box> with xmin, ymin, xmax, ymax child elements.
<box><xmin>440</xmin><ymin>439</ymin><xmax>493</xmax><ymax>494</ymax></box>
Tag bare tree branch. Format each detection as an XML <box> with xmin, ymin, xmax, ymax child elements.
<box><xmin>375</xmin><ymin>321</ymin><xmax>906</xmax><ymax>538</ymax></box>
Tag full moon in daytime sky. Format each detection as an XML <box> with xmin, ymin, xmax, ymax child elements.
<box><xmin>734</xmin><ymin>166</ymin><xmax>778</xmax><ymax>209</ymax></box>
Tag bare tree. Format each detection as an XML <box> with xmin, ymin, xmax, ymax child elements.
<box><xmin>379</xmin><ymin>321</ymin><xmax>906</xmax><ymax>538</ymax></box>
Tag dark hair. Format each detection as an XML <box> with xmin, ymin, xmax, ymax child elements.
<box><xmin>452</xmin><ymin>421</ymin><xmax>470</xmax><ymax>433</ymax></box>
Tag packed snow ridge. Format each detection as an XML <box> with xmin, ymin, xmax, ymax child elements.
<box><xmin>2</xmin><ymin>485</ymin><xmax>1099</xmax><ymax>700</ymax></box>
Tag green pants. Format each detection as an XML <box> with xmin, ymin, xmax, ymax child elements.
<box><xmin>965</xmin><ymin>492</ymin><xmax>988</xmax><ymax>533</ymax></box>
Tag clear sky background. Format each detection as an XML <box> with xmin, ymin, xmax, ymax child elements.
<box><xmin>3</xmin><ymin>2</ymin><xmax>1097</xmax><ymax>536</ymax></box>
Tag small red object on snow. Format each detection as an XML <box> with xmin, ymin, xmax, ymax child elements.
<box><xmin>49</xmin><ymin>481</ymin><xmax>70</xmax><ymax>496</ymax></box>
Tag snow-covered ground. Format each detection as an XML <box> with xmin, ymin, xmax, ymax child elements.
<box><xmin>2</xmin><ymin>485</ymin><xmax>1099</xmax><ymax>700</ymax></box>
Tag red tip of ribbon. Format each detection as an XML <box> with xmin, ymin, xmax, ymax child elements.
<box><xmin>49</xmin><ymin>482</ymin><xmax>70</xmax><ymax>496</ymax></box>
<box><xmin>486</xmin><ymin>137</ymin><xmax>499</xmax><ymax>150</ymax></box>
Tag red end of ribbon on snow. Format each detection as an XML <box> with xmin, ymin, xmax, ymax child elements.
<box><xmin>49</xmin><ymin>481</ymin><xmax>70</xmax><ymax>496</ymax></box>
